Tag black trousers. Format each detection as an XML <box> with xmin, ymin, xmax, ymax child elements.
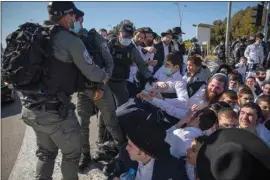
<box><xmin>116</xmin><ymin>98</ymin><xmax>180</xmax><ymax>134</ymax></box>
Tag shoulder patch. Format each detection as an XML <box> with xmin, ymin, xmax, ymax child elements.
<box><xmin>102</xmin><ymin>43</ymin><xmax>110</xmax><ymax>53</ymax></box>
<box><xmin>83</xmin><ymin>49</ymin><xmax>93</xmax><ymax>64</ymax></box>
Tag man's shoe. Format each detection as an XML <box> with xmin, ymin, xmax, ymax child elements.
<box><xmin>92</xmin><ymin>149</ymin><xmax>118</xmax><ymax>162</ymax></box>
<box><xmin>79</xmin><ymin>153</ymin><xmax>92</xmax><ymax>172</ymax></box>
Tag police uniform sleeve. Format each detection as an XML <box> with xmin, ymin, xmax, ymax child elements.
<box><xmin>96</xmin><ymin>34</ymin><xmax>114</xmax><ymax>77</ymax></box>
<box><xmin>132</xmin><ymin>47</ymin><xmax>152</xmax><ymax>79</ymax></box>
<box><xmin>56</xmin><ymin>31</ymin><xmax>106</xmax><ymax>83</ymax></box>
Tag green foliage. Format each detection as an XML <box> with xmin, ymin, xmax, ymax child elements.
<box><xmin>210</xmin><ymin>6</ymin><xmax>266</xmax><ymax>47</ymax></box>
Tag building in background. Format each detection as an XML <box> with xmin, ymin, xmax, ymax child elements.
<box><xmin>194</xmin><ymin>23</ymin><xmax>212</xmax><ymax>56</ymax></box>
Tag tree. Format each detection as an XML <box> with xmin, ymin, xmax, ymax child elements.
<box><xmin>210</xmin><ymin>5</ymin><xmax>268</xmax><ymax>47</ymax></box>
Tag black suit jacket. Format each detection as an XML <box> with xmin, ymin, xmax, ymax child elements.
<box><xmin>153</xmin><ymin>42</ymin><xmax>173</xmax><ymax>73</ymax></box>
<box><xmin>116</xmin><ymin>143</ymin><xmax>188</xmax><ymax>180</ymax></box>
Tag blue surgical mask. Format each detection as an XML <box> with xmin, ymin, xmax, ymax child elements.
<box><xmin>231</xmin><ymin>88</ymin><xmax>238</xmax><ymax>93</ymax></box>
<box><xmin>178</xmin><ymin>35</ymin><xmax>182</xmax><ymax>42</ymax></box>
<box><xmin>164</xmin><ymin>67</ymin><xmax>173</xmax><ymax>75</ymax></box>
<box><xmin>71</xmin><ymin>21</ymin><xmax>82</xmax><ymax>34</ymax></box>
<box><xmin>120</xmin><ymin>38</ymin><xmax>132</xmax><ymax>46</ymax></box>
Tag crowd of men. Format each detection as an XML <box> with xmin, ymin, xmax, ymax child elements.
<box><xmin>2</xmin><ymin>1</ymin><xmax>270</xmax><ymax>180</ymax></box>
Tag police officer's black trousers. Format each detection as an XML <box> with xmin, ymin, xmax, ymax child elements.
<box><xmin>108</xmin><ymin>80</ymin><xmax>129</xmax><ymax>107</ymax></box>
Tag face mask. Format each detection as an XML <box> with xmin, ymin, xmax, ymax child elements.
<box><xmin>178</xmin><ymin>35</ymin><xmax>182</xmax><ymax>42</ymax></box>
<box><xmin>120</xmin><ymin>38</ymin><xmax>132</xmax><ymax>46</ymax></box>
<box><xmin>164</xmin><ymin>67</ymin><xmax>173</xmax><ymax>75</ymax></box>
<box><xmin>231</xmin><ymin>87</ymin><xmax>238</xmax><ymax>93</ymax></box>
<box><xmin>72</xmin><ymin>21</ymin><xmax>82</xmax><ymax>34</ymax></box>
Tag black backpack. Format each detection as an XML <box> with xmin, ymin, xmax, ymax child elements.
<box><xmin>2</xmin><ymin>22</ymin><xmax>61</xmax><ymax>90</ymax></box>
<box><xmin>80</xmin><ymin>29</ymin><xmax>105</xmax><ymax>69</ymax></box>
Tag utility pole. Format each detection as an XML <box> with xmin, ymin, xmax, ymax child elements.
<box><xmin>225</xmin><ymin>1</ymin><xmax>232</xmax><ymax>62</ymax></box>
<box><xmin>174</xmin><ymin>3</ymin><xmax>182</xmax><ymax>27</ymax></box>
<box><xmin>263</xmin><ymin>2</ymin><xmax>270</xmax><ymax>41</ymax></box>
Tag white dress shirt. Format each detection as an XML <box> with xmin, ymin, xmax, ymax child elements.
<box><xmin>256</xmin><ymin>123</ymin><xmax>270</xmax><ymax>147</ymax></box>
<box><xmin>127</xmin><ymin>65</ymin><xmax>138</xmax><ymax>83</ymax></box>
<box><xmin>256</xmin><ymin>78</ymin><xmax>265</xmax><ymax>89</ymax></box>
<box><xmin>135</xmin><ymin>158</ymin><xmax>155</xmax><ymax>180</ymax></box>
<box><xmin>151</xmin><ymin>84</ymin><xmax>209</xmax><ymax>119</ymax></box>
<box><xmin>165</xmin><ymin>126</ymin><xmax>202</xmax><ymax>158</ymax></box>
<box><xmin>153</xmin><ymin>66</ymin><xmax>184</xmax><ymax>93</ymax></box>
<box><xmin>244</xmin><ymin>44</ymin><xmax>264</xmax><ymax>64</ymax></box>
<box><xmin>151</xmin><ymin>79</ymin><xmax>189</xmax><ymax>111</ymax></box>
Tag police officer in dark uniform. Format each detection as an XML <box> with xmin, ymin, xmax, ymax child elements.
<box><xmin>20</xmin><ymin>2</ymin><xmax>108</xmax><ymax>180</ymax></box>
<box><xmin>188</xmin><ymin>37</ymin><xmax>201</xmax><ymax>57</ymax></box>
<box><xmin>72</xmin><ymin>12</ymin><xmax>124</xmax><ymax>170</ymax></box>
<box><xmin>107</xmin><ymin>24</ymin><xmax>153</xmax><ymax>107</ymax></box>
<box><xmin>234</xmin><ymin>37</ymin><xmax>247</xmax><ymax>63</ymax></box>
<box><xmin>214</xmin><ymin>41</ymin><xmax>226</xmax><ymax>63</ymax></box>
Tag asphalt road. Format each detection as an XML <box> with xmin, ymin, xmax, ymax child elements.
<box><xmin>1</xmin><ymin>93</ymin><xmax>107</xmax><ymax>180</ymax></box>
<box><xmin>1</xmin><ymin>92</ymin><xmax>25</xmax><ymax>180</ymax></box>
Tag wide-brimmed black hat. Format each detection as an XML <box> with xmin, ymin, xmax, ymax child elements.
<box><xmin>47</xmin><ymin>1</ymin><xmax>84</xmax><ymax>18</ymax></box>
<box><xmin>161</xmin><ymin>29</ymin><xmax>173</xmax><ymax>37</ymax></box>
<box><xmin>142</xmin><ymin>27</ymin><xmax>154</xmax><ymax>34</ymax></box>
<box><xmin>197</xmin><ymin>128</ymin><xmax>270</xmax><ymax>180</ymax></box>
<box><xmin>172</xmin><ymin>27</ymin><xmax>185</xmax><ymax>35</ymax></box>
<box><xmin>125</xmin><ymin>112</ymin><xmax>171</xmax><ymax>160</ymax></box>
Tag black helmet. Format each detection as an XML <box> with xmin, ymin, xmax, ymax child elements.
<box><xmin>47</xmin><ymin>1</ymin><xmax>84</xmax><ymax>17</ymax></box>
<box><xmin>191</xmin><ymin>37</ymin><xmax>198</xmax><ymax>43</ymax></box>
<box><xmin>119</xmin><ymin>24</ymin><xmax>134</xmax><ymax>37</ymax></box>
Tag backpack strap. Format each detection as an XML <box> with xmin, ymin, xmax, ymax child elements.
<box><xmin>187</xmin><ymin>81</ymin><xmax>206</xmax><ymax>98</ymax></box>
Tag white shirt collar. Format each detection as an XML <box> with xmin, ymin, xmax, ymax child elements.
<box><xmin>136</xmin><ymin>158</ymin><xmax>155</xmax><ymax>180</ymax></box>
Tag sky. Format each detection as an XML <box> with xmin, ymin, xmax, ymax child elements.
<box><xmin>1</xmin><ymin>1</ymin><xmax>258</xmax><ymax>47</ymax></box>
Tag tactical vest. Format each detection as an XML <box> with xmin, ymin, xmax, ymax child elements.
<box><xmin>109</xmin><ymin>38</ymin><xmax>134</xmax><ymax>80</ymax></box>
<box><xmin>38</xmin><ymin>26</ymin><xmax>87</xmax><ymax>96</ymax></box>
<box><xmin>80</xmin><ymin>29</ymin><xmax>105</xmax><ymax>69</ymax></box>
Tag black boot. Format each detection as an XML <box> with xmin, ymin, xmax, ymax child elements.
<box><xmin>93</xmin><ymin>142</ymin><xmax>118</xmax><ymax>162</ymax></box>
<box><xmin>79</xmin><ymin>152</ymin><xmax>92</xmax><ymax>172</ymax></box>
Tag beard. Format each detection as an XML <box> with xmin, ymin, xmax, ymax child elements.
<box><xmin>206</xmin><ymin>88</ymin><xmax>221</xmax><ymax>102</ymax></box>
<box><xmin>257</xmin><ymin>77</ymin><xmax>266</xmax><ymax>82</ymax></box>
<box><xmin>145</xmin><ymin>39</ymin><xmax>154</xmax><ymax>46</ymax></box>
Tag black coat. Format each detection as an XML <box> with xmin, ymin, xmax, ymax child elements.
<box><xmin>153</xmin><ymin>42</ymin><xmax>173</xmax><ymax>73</ymax></box>
<box><xmin>116</xmin><ymin>143</ymin><xmax>188</xmax><ymax>180</ymax></box>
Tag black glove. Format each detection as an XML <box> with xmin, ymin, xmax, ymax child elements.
<box><xmin>147</xmin><ymin>77</ymin><xmax>158</xmax><ymax>86</ymax></box>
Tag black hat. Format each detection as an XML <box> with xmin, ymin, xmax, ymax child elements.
<box><xmin>197</xmin><ymin>128</ymin><xmax>270</xmax><ymax>180</ymax></box>
<box><xmin>161</xmin><ymin>29</ymin><xmax>173</xmax><ymax>37</ymax></box>
<box><xmin>172</xmin><ymin>27</ymin><xmax>185</xmax><ymax>35</ymax></box>
<box><xmin>119</xmin><ymin>24</ymin><xmax>134</xmax><ymax>36</ymax></box>
<box><xmin>142</xmin><ymin>27</ymin><xmax>154</xmax><ymax>34</ymax></box>
<box><xmin>47</xmin><ymin>1</ymin><xmax>83</xmax><ymax>17</ymax></box>
<box><xmin>256</xmin><ymin>32</ymin><xmax>264</xmax><ymax>39</ymax></box>
<box><xmin>125</xmin><ymin>113</ymin><xmax>171</xmax><ymax>160</ymax></box>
